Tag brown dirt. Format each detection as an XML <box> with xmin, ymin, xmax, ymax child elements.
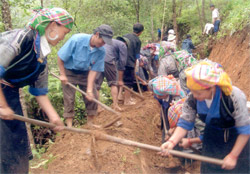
<box><xmin>209</xmin><ymin>25</ymin><xmax>250</xmax><ymax>100</ymax></box>
<box><xmin>30</xmin><ymin>26</ymin><xmax>249</xmax><ymax>174</ymax></box>
<box><xmin>31</xmin><ymin>92</ymin><xmax>196</xmax><ymax>174</ymax></box>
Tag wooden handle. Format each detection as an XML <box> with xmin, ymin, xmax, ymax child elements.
<box><xmin>96</xmin><ymin>132</ymin><xmax>224</xmax><ymax>166</ymax></box>
<box><xmin>50</xmin><ymin>72</ymin><xmax>121</xmax><ymax>116</ymax></box>
<box><xmin>123</xmin><ymin>85</ymin><xmax>145</xmax><ymax>100</ymax></box>
<box><xmin>135</xmin><ymin>76</ymin><xmax>143</xmax><ymax>96</ymax></box>
<box><xmin>12</xmin><ymin>114</ymin><xmax>223</xmax><ymax>166</ymax></box>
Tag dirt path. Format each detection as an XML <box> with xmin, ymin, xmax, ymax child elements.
<box><xmin>31</xmin><ymin>92</ymin><xmax>196</xmax><ymax>174</ymax></box>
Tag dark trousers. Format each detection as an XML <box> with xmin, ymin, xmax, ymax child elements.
<box><xmin>0</xmin><ymin>85</ymin><xmax>29</xmax><ymax>174</ymax></box>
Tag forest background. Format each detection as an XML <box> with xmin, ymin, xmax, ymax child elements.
<box><xmin>0</xmin><ymin>0</ymin><xmax>250</xmax><ymax>153</ymax></box>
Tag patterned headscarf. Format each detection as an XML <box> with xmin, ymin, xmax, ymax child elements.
<box><xmin>185</xmin><ymin>61</ymin><xmax>232</xmax><ymax>96</ymax></box>
<box><xmin>149</xmin><ymin>75</ymin><xmax>185</xmax><ymax>97</ymax></box>
<box><xmin>168</xmin><ymin>98</ymin><xmax>185</xmax><ymax>128</ymax></box>
<box><xmin>173</xmin><ymin>50</ymin><xmax>197</xmax><ymax>71</ymax></box>
<box><xmin>159</xmin><ymin>41</ymin><xmax>176</xmax><ymax>58</ymax></box>
<box><xmin>29</xmin><ymin>8</ymin><xmax>74</xmax><ymax>36</ymax></box>
<box><xmin>139</xmin><ymin>55</ymin><xmax>148</xmax><ymax>66</ymax></box>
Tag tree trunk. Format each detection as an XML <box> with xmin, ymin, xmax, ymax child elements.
<box><xmin>202</xmin><ymin>0</ymin><xmax>206</xmax><ymax>24</ymax></box>
<box><xmin>178</xmin><ymin>0</ymin><xmax>183</xmax><ymax>17</ymax></box>
<box><xmin>195</xmin><ymin>0</ymin><xmax>204</xmax><ymax>32</ymax></box>
<box><xmin>0</xmin><ymin>0</ymin><xmax>12</xmax><ymax>31</ymax></box>
<box><xmin>150</xmin><ymin>1</ymin><xmax>155</xmax><ymax>41</ymax></box>
<box><xmin>172</xmin><ymin>0</ymin><xmax>178</xmax><ymax>44</ymax></box>
<box><xmin>41</xmin><ymin>0</ymin><xmax>43</xmax><ymax>8</ymax></box>
<box><xmin>160</xmin><ymin>0</ymin><xmax>167</xmax><ymax>41</ymax></box>
<box><xmin>133</xmin><ymin>0</ymin><xmax>140</xmax><ymax>22</ymax></box>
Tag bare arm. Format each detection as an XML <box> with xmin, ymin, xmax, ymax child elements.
<box><xmin>117</xmin><ymin>70</ymin><xmax>124</xmax><ymax>86</ymax></box>
<box><xmin>160</xmin><ymin>126</ymin><xmax>188</xmax><ymax>155</ymax></box>
<box><xmin>222</xmin><ymin>134</ymin><xmax>250</xmax><ymax>170</ymax></box>
<box><xmin>135</xmin><ymin>74</ymin><xmax>147</xmax><ymax>85</ymax></box>
<box><xmin>0</xmin><ymin>85</ymin><xmax>14</xmax><ymax>120</ymax></box>
<box><xmin>36</xmin><ymin>95</ymin><xmax>64</xmax><ymax>130</ymax></box>
<box><xmin>57</xmin><ymin>56</ymin><xmax>68</xmax><ymax>84</ymax></box>
<box><xmin>86</xmin><ymin>70</ymin><xmax>97</xmax><ymax>101</ymax></box>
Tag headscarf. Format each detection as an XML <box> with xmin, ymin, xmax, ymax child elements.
<box><xmin>159</xmin><ymin>41</ymin><xmax>176</xmax><ymax>58</ymax></box>
<box><xmin>185</xmin><ymin>61</ymin><xmax>232</xmax><ymax>96</ymax></box>
<box><xmin>139</xmin><ymin>55</ymin><xmax>148</xmax><ymax>66</ymax></box>
<box><xmin>149</xmin><ymin>75</ymin><xmax>185</xmax><ymax>97</ymax></box>
<box><xmin>29</xmin><ymin>8</ymin><xmax>74</xmax><ymax>36</ymax></box>
<box><xmin>173</xmin><ymin>50</ymin><xmax>197</xmax><ymax>71</ymax></box>
<box><xmin>168</xmin><ymin>98</ymin><xmax>185</xmax><ymax>128</ymax></box>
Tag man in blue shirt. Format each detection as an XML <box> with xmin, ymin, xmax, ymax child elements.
<box><xmin>57</xmin><ymin>24</ymin><xmax>113</xmax><ymax>127</ymax></box>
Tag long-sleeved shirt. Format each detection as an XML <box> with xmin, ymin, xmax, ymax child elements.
<box><xmin>104</xmin><ymin>39</ymin><xmax>127</xmax><ymax>71</ymax></box>
<box><xmin>181</xmin><ymin>39</ymin><xmax>196</xmax><ymax>54</ymax></box>
<box><xmin>123</xmin><ymin>33</ymin><xmax>141</xmax><ymax>68</ymax></box>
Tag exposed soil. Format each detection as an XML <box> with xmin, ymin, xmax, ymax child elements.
<box><xmin>31</xmin><ymin>92</ymin><xmax>197</xmax><ymax>174</ymax></box>
<box><xmin>209</xmin><ymin>25</ymin><xmax>250</xmax><ymax>100</ymax></box>
<box><xmin>30</xmin><ymin>26</ymin><xmax>249</xmax><ymax>174</ymax></box>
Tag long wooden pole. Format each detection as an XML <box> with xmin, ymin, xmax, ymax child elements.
<box><xmin>13</xmin><ymin>114</ymin><xmax>223</xmax><ymax>166</ymax></box>
<box><xmin>135</xmin><ymin>76</ymin><xmax>143</xmax><ymax>96</ymax></box>
<box><xmin>123</xmin><ymin>85</ymin><xmax>145</xmax><ymax>100</ymax></box>
<box><xmin>50</xmin><ymin>72</ymin><xmax>121</xmax><ymax>116</ymax></box>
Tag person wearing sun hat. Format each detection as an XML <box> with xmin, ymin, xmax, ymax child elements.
<box><xmin>57</xmin><ymin>24</ymin><xmax>113</xmax><ymax>128</ymax></box>
<box><xmin>0</xmin><ymin>7</ymin><xmax>74</xmax><ymax>173</ymax></box>
<box><xmin>160</xmin><ymin>61</ymin><xmax>249</xmax><ymax>173</ymax></box>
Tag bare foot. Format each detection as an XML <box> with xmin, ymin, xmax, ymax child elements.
<box><xmin>87</xmin><ymin>122</ymin><xmax>102</xmax><ymax>129</ymax></box>
<box><xmin>65</xmin><ymin>118</ymin><xmax>73</xmax><ymax>128</ymax></box>
<box><xmin>124</xmin><ymin>100</ymin><xmax>136</xmax><ymax>106</ymax></box>
<box><xmin>112</xmin><ymin>105</ymin><xmax>124</xmax><ymax>111</ymax></box>
<box><xmin>87</xmin><ymin>115</ymin><xmax>101</xmax><ymax>129</ymax></box>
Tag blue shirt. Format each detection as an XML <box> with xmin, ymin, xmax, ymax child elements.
<box><xmin>58</xmin><ymin>33</ymin><xmax>105</xmax><ymax>72</ymax></box>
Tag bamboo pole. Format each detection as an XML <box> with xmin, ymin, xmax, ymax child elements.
<box><xmin>12</xmin><ymin>114</ymin><xmax>223</xmax><ymax>166</ymax></box>
<box><xmin>50</xmin><ymin>72</ymin><xmax>121</xmax><ymax>116</ymax></box>
<box><xmin>135</xmin><ymin>76</ymin><xmax>143</xmax><ymax>96</ymax></box>
<box><xmin>50</xmin><ymin>72</ymin><xmax>121</xmax><ymax>128</ymax></box>
<box><xmin>123</xmin><ymin>85</ymin><xmax>145</xmax><ymax>100</ymax></box>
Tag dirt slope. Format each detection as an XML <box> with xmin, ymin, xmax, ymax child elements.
<box><xmin>209</xmin><ymin>25</ymin><xmax>250</xmax><ymax>100</ymax></box>
<box><xmin>31</xmin><ymin>92</ymin><xmax>194</xmax><ymax>174</ymax></box>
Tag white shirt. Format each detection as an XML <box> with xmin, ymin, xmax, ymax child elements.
<box><xmin>212</xmin><ymin>8</ymin><xmax>220</xmax><ymax>20</ymax></box>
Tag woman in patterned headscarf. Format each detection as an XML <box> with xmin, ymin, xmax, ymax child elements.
<box><xmin>0</xmin><ymin>8</ymin><xmax>73</xmax><ymax>173</ymax></box>
<box><xmin>160</xmin><ymin>61</ymin><xmax>249</xmax><ymax>174</ymax></box>
<box><xmin>148</xmin><ymin>75</ymin><xmax>185</xmax><ymax>142</ymax></box>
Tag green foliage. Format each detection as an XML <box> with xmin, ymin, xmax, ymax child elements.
<box><xmin>219</xmin><ymin>0</ymin><xmax>250</xmax><ymax>36</ymax></box>
<box><xmin>133</xmin><ymin>148</ymin><xmax>141</xmax><ymax>155</ymax></box>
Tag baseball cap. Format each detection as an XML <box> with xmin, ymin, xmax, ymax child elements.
<box><xmin>94</xmin><ymin>24</ymin><xmax>113</xmax><ymax>45</ymax></box>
